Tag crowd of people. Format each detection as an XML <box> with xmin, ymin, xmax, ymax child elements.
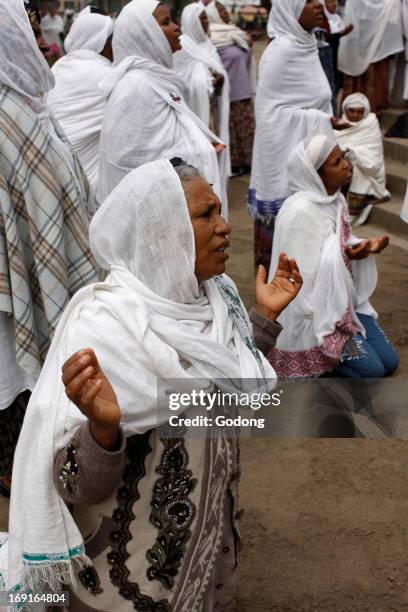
<box><xmin>0</xmin><ymin>0</ymin><xmax>406</xmax><ymax>609</ymax></box>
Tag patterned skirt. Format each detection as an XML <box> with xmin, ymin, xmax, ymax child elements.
<box><xmin>229</xmin><ymin>99</ymin><xmax>255</xmax><ymax>170</ymax></box>
<box><xmin>0</xmin><ymin>391</ymin><xmax>30</xmax><ymax>476</ymax></box>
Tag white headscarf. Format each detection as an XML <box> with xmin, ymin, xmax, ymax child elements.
<box><xmin>249</xmin><ymin>0</ymin><xmax>332</xmax><ymax>214</ymax></box>
<box><xmin>98</xmin><ymin>0</ymin><xmax>227</xmax><ymax>212</ymax></box>
<box><xmin>206</xmin><ymin>0</ymin><xmax>249</xmax><ymax>49</ymax></box>
<box><xmin>46</xmin><ymin>9</ymin><xmax>114</xmax><ymax>190</ymax></box>
<box><xmin>173</xmin><ymin>3</ymin><xmax>231</xmax><ymax>176</ymax></box>
<box><xmin>323</xmin><ymin>1</ymin><xmax>345</xmax><ymax>35</ymax></box>
<box><xmin>268</xmin><ymin>136</ymin><xmax>377</xmax><ymax>355</ymax></box>
<box><xmin>0</xmin><ymin>0</ymin><xmax>54</xmax><ymax>114</ymax></box>
<box><xmin>64</xmin><ymin>8</ymin><xmax>113</xmax><ymax>53</ymax></box>
<box><xmin>7</xmin><ymin>159</ymin><xmax>275</xmax><ymax>594</ymax></box>
<box><xmin>334</xmin><ymin>94</ymin><xmax>390</xmax><ymax>201</ymax></box>
<box><xmin>338</xmin><ymin>0</ymin><xmax>404</xmax><ymax>76</ymax></box>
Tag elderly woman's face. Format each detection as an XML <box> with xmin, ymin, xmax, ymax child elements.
<box><xmin>298</xmin><ymin>0</ymin><xmax>324</xmax><ymax>31</ymax></box>
<box><xmin>345</xmin><ymin>106</ymin><xmax>365</xmax><ymax>123</ymax></box>
<box><xmin>216</xmin><ymin>2</ymin><xmax>230</xmax><ymax>24</ymax></box>
<box><xmin>318</xmin><ymin>145</ymin><xmax>353</xmax><ymax>195</ymax></box>
<box><xmin>199</xmin><ymin>11</ymin><xmax>210</xmax><ymax>34</ymax></box>
<box><xmin>154</xmin><ymin>4</ymin><xmax>181</xmax><ymax>53</ymax></box>
<box><xmin>184</xmin><ymin>177</ymin><xmax>231</xmax><ymax>284</ymax></box>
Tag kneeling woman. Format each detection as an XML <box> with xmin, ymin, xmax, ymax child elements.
<box><xmin>8</xmin><ymin>160</ymin><xmax>302</xmax><ymax>610</ymax></box>
<box><xmin>268</xmin><ymin>135</ymin><xmax>398</xmax><ymax>379</ymax></box>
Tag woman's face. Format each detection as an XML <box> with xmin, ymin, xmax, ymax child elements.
<box><xmin>199</xmin><ymin>11</ymin><xmax>210</xmax><ymax>34</ymax></box>
<box><xmin>185</xmin><ymin>176</ymin><xmax>231</xmax><ymax>284</ymax></box>
<box><xmin>154</xmin><ymin>4</ymin><xmax>181</xmax><ymax>52</ymax></box>
<box><xmin>325</xmin><ymin>0</ymin><xmax>337</xmax><ymax>14</ymax></box>
<box><xmin>298</xmin><ymin>0</ymin><xmax>324</xmax><ymax>31</ymax></box>
<box><xmin>216</xmin><ymin>2</ymin><xmax>230</xmax><ymax>24</ymax></box>
<box><xmin>318</xmin><ymin>145</ymin><xmax>353</xmax><ymax>195</ymax></box>
<box><xmin>345</xmin><ymin>106</ymin><xmax>366</xmax><ymax>123</ymax></box>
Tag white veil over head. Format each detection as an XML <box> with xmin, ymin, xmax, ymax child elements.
<box><xmin>0</xmin><ymin>0</ymin><xmax>54</xmax><ymax>113</ymax></box>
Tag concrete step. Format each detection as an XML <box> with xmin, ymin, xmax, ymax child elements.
<box><xmin>385</xmin><ymin>159</ymin><xmax>407</xmax><ymax>197</ymax></box>
<box><xmin>369</xmin><ymin>196</ymin><xmax>408</xmax><ymax>238</ymax></box>
<box><xmin>381</xmin><ymin>107</ymin><xmax>407</xmax><ymax>132</ymax></box>
<box><xmin>383</xmin><ymin>136</ymin><xmax>408</xmax><ymax>163</ymax></box>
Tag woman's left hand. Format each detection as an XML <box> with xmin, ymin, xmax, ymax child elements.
<box><xmin>255</xmin><ymin>253</ymin><xmax>303</xmax><ymax>321</ymax></box>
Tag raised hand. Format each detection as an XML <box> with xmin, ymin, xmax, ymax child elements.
<box><xmin>369</xmin><ymin>234</ymin><xmax>389</xmax><ymax>254</ymax></box>
<box><xmin>62</xmin><ymin>349</ymin><xmax>121</xmax><ymax>450</ymax></box>
<box><xmin>345</xmin><ymin>240</ymin><xmax>371</xmax><ymax>260</ymax></box>
<box><xmin>255</xmin><ymin>253</ymin><xmax>303</xmax><ymax>321</ymax></box>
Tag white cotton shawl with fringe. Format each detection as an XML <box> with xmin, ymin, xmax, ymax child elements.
<box><xmin>6</xmin><ymin>159</ymin><xmax>276</xmax><ymax>594</ymax></box>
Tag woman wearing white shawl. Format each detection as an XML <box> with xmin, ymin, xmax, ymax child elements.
<box><xmin>268</xmin><ymin>135</ymin><xmax>398</xmax><ymax>379</ymax></box>
<box><xmin>173</xmin><ymin>3</ymin><xmax>231</xmax><ymax>179</ymax></box>
<box><xmin>334</xmin><ymin>93</ymin><xmax>390</xmax><ymax>227</ymax></box>
<box><xmin>47</xmin><ymin>8</ymin><xmax>114</xmax><ymax>191</ymax></box>
<box><xmin>249</xmin><ymin>0</ymin><xmax>337</xmax><ymax>274</ymax></box>
<box><xmin>206</xmin><ymin>0</ymin><xmax>256</xmax><ymax>176</ymax></box>
<box><xmin>339</xmin><ymin>0</ymin><xmax>404</xmax><ymax>113</ymax></box>
<box><xmin>5</xmin><ymin>159</ymin><xmax>303</xmax><ymax>609</ymax></box>
<box><xmin>0</xmin><ymin>0</ymin><xmax>98</xmax><ymax>495</ymax></box>
<box><xmin>98</xmin><ymin>0</ymin><xmax>228</xmax><ymax>214</ymax></box>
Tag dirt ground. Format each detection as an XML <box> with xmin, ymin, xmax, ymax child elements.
<box><xmin>228</xmin><ymin>174</ymin><xmax>408</xmax><ymax>611</ymax></box>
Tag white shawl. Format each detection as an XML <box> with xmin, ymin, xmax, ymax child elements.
<box><xmin>324</xmin><ymin>3</ymin><xmax>345</xmax><ymax>35</ymax></box>
<box><xmin>7</xmin><ymin>159</ymin><xmax>275</xmax><ymax>593</ymax></box>
<box><xmin>334</xmin><ymin>94</ymin><xmax>390</xmax><ymax>200</ymax></box>
<box><xmin>206</xmin><ymin>0</ymin><xmax>249</xmax><ymax>49</ymax></box>
<box><xmin>173</xmin><ymin>3</ymin><xmax>231</xmax><ymax>177</ymax></box>
<box><xmin>47</xmin><ymin>10</ymin><xmax>114</xmax><ymax>191</ymax></box>
<box><xmin>250</xmin><ymin>0</ymin><xmax>333</xmax><ymax>210</ymax></box>
<box><xmin>98</xmin><ymin>0</ymin><xmax>228</xmax><ymax>214</ymax></box>
<box><xmin>268</xmin><ymin>137</ymin><xmax>377</xmax><ymax>353</ymax></box>
<box><xmin>338</xmin><ymin>0</ymin><xmax>404</xmax><ymax>77</ymax></box>
<box><xmin>402</xmin><ymin>182</ymin><xmax>408</xmax><ymax>223</ymax></box>
<box><xmin>0</xmin><ymin>0</ymin><xmax>54</xmax><ymax>115</ymax></box>
<box><xmin>403</xmin><ymin>0</ymin><xmax>408</xmax><ymax>99</ymax></box>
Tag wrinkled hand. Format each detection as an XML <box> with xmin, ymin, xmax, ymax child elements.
<box><xmin>62</xmin><ymin>349</ymin><xmax>121</xmax><ymax>450</ymax></box>
<box><xmin>331</xmin><ymin>117</ymin><xmax>352</xmax><ymax>130</ymax></box>
<box><xmin>369</xmin><ymin>234</ymin><xmax>389</xmax><ymax>254</ymax></box>
<box><xmin>345</xmin><ymin>240</ymin><xmax>371</xmax><ymax>260</ymax></box>
<box><xmin>255</xmin><ymin>253</ymin><xmax>303</xmax><ymax>320</ymax></box>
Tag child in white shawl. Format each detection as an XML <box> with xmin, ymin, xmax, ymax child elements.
<box><xmin>268</xmin><ymin>135</ymin><xmax>398</xmax><ymax>379</ymax></box>
<box><xmin>335</xmin><ymin>93</ymin><xmax>390</xmax><ymax>227</ymax></box>
<box><xmin>98</xmin><ymin>0</ymin><xmax>229</xmax><ymax>214</ymax></box>
<box><xmin>47</xmin><ymin>8</ymin><xmax>114</xmax><ymax>191</ymax></box>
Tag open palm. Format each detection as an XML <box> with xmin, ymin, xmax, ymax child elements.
<box><xmin>255</xmin><ymin>253</ymin><xmax>303</xmax><ymax>320</ymax></box>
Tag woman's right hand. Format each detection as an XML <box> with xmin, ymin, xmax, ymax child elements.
<box><xmin>331</xmin><ymin>117</ymin><xmax>352</xmax><ymax>131</ymax></box>
<box><xmin>62</xmin><ymin>349</ymin><xmax>121</xmax><ymax>450</ymax></box>
<box><xmin>345</xmin><ymin>240</ymin><xmax>372</xmax><ymax>260</ymax></box>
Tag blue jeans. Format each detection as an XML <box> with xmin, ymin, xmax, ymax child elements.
<box><xmin>334</xmin><ymin>314</ymin><xmax>399</xmax><ymax>378</ymax></box>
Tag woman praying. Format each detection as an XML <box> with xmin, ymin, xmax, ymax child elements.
<box><xmin>267</xmin><ymin>135</ymin><xmax>398</xmax><ymax>379</ymax></box>
<box><xmin>7</xmin><ymin>159</ymin><xmax>302</xmax><ymax>610</ymax></box>
<box><xmin>98</xmin><ymin>0</ymin><xmax>229</xmax><ymax>214</ymax></box>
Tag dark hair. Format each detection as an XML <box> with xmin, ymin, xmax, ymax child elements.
<box><xmin>169</xmin><ymin>158</ymin><xmax>200</xmax><ymax>187</ymax></box>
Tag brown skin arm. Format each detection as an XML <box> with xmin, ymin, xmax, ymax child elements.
<box><xmin>62</xmin><ymin>349</ymin><xmax>121</xmax><ymax>451</ymax></box>
<box><xmin>331</xmin><ymin>117</ymin><xmax>352</xmax><ymax>130</ymax></box>
<box><xmin>345</xmin><ymin>235</ymin><xmax>389</xmax><ymax>260</ymax></box>
<box><xmin>255</xmin><ymin>253</ymin><xmax>303</xmax><ymax>320</ymax></box>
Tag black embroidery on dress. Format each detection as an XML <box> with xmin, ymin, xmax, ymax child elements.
<box><xmin>146</xmin><ymin>436</ymin><xmax>197</xmax><ymax>589</ymax></box>
<box><xmin>78</xmin><ymin>566</ymin><xmax>103</xmax><ymax>595</ymax></box>
<box><xmin>107</xmin><ymin>432</ymin><xmax>171</xmax><ymax>611</ymax></box>
<box><xmin>58</xmin><ymin>439</ymin><xmax>79</xmax><ymax>495</ymax></box>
